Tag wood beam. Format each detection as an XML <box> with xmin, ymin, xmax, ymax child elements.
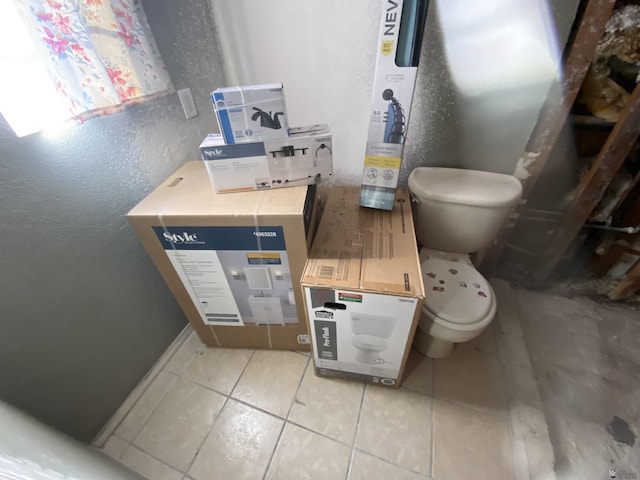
<box><xmin>609</xmin><ymin>259</ymin><xmax>640</xmax><ymax>300</ymax></box>
<box><xmin>531</xmin><ymin>82</ymin><xmax>640</xmax><ymax>283</ymax></box>
<box><xmin>481</xmin><ymin>0</ymin><xmax>616</xmax><ymax>272</ymax></box>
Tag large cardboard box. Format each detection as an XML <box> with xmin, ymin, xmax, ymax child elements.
<box><xmin>301</xmin><ymin>187</ymin><xmax>424</xmax><ymax>386</ymax></box>
<box><xmin>128</xmin><ymin>161</ymin><xmax>319</xmax><ymax>350</ymax></box>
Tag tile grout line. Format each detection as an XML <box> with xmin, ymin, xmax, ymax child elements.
<box><xmin>97</xmin><ymin>433</ymin><xmax>132</xmax><ymax>461</ymax></box>
<box><xmin>285</xmin><ymin>354</ymin><xmax>312</xmax><ymax>421</ymax></box>
<box><xmin>186</xmin><ymin>364</ymin><xmax>354</xmax><ymax>445</ymax></box>
<box><xmin>227</xmin><ymin>350</ymin><xmax>256</xmax><ymax>397</ymax></box>
<box><xmin>340</xmin><ymin>376</ymin><xmax>435</xmax><ymax>478</ymax></box>
<box><xmin>285</xmin><ymin>419</ymin><xmax>353</xmax><ymax>447</ymax></box>
<box><xmin>131</xmin><ymin>350</ymin><xmax>259</xmax><ymax>478</ymax></box>
<box><xmin>122</xmin><ymin>441</ymin><xmax>191</xmax><ymax>477</ymax></box>
<box><xmin>225</xmin><ymin>351</ymin><xmax>309</xmax><ymax>422</ymax></box>
<box><xmin>125</xmin><ymin>333</ymin><xmax>208</xmax><ymax>448</ymax></box>
<box><xmin>184</xmin><ymin>349</ymin><xmax>258</xmax><ymax>479</ymax></box>
<box><xmin>120</xmin><ymin>373</ymin><xmax>213</xmax><ymax>476</ymax></box>
<box><xmin>183</xmin><ymin>350</ymin><xmax>257</xmax><ymax>402</ymax></box>
<box><xmin>261</xmin><ymin>354</ymin><xmax>311</xmax><ymax>480</ymax></box>
<box><xmin>183</xmin><ymin>396</ymin><xmax>231</xmax><ymax>477</ymax></box>
<box><xmin>429</xmin><ymin>391</ymin><xmax>511</xmax><ymax>420</ymax></box>
<box><xmin>350</xmin><ymin>447</ymin><xmax>433</xmax><ymax>479</ymax></box>
<box><xmin>261</xmin><ymin>421</ymin><xmax>287</xmax><ymax>480</ymax></box>
<box><xmin>129</xmin><ymin>370</ymin><xmax>182</xmax><ymax>447</ymax></box>
<box><xmin>228</xmin><ymin>396</ymin><xmax>293</xmax><ymax>423</ymax></box>
<box><xmin>344</xmin><ymin>382</ymin><xmax>367</xmax><ymax>480</ymax></box>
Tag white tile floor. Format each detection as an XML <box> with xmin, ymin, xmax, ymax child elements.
<box><xmin>96</xmin><ymin>280</ymin><xmax>547</xmax><ymax>480</ymax></box>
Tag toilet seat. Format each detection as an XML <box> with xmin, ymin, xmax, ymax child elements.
<box><xmin>420</xmin><ymin>258</ymin><xmax>496</xmax><ymax>329</ymax></box>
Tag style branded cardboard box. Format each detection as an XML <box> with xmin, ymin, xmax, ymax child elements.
<box><xmin>199</xmin><ymin>124</ymin><xmax>333</xmax><ymax>193</ymax></box>
<box><xmin>301</xmin><ymin>187</ymin><xmax>424</xmax><ymax>386</ymax></box>
<box><xmin>128</xmin><ymin>161</ymin><xmax>319</xmax><ymax>350</ymax></box>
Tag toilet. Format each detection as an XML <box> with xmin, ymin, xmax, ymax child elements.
<box><xmin>407</xmin><ymin>167</ymin><xmax>522</xmax><ymax>358</ymax></box>
<box><xmin>350</xmin><ymin>313</ymin><xmax>396</xmax><ymax>364</ymax></box>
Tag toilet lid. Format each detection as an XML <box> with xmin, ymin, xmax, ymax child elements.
<box><xmin>421</xmin><ymin>258</ymin><xmax>493</xmax><ymax>325</ymax></box>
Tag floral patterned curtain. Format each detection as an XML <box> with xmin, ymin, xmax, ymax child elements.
<box><xmin>14</xmin><ymin>0</ymin><xmax>172</xmax><ymax>123</ymax></box>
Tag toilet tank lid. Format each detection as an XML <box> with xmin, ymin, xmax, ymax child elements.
<box><xmin>409</xmin><ymin>167</ymin><xmax>522</xmax><ymax>208</ymax></box>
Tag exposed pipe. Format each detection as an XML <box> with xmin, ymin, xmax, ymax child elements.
<box><xmin>583</xmin><ymin>223</ymin><xmax>640</xmax><ymax>234</ymax></box>
<box><xmin>518</xmin><ymin>214</ymin><xmax>640</xmax><ymax>234</ymax></box>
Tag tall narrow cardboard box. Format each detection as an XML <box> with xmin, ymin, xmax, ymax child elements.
<box><xmin>302</xmin><ymin>187</ymin><xmax>424</xmax><ymax>386</ymax></box>
<box><xmin>360</xmin><ymin>0</ymin><xmax>429</xmax><ymax>210</ymax></box>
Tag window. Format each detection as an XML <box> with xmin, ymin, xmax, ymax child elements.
<box><xmin>0</xmin><ymin>0</ymin><xmax>172</xmax><ymax>137</ymax></box>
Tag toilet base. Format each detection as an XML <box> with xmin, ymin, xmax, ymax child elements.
<box><xmin>413</xmin><ymin>328</ymin><xmax>454</xmax><ymax>358</ymax></box>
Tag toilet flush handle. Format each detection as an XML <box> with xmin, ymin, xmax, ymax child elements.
<box><xmin>410</xmin><ymin>192</ymin><xmax>421</xmax><ymax>205</ymax></box>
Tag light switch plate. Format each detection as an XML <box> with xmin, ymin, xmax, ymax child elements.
<box><xmin>178</xmin><ymin>88</ymin><xmax>198</xmax><ymax>119</ymax></box>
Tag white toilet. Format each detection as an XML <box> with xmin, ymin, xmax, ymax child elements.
<box><xmin>350</xmin><ymin>313</ymin><xmax>396</xmax><ymax>364</ymax></box>
<box><xmin>408</xmin><ymin>167</ymin><xmax>522</xmax><ymax>358</ymax></box>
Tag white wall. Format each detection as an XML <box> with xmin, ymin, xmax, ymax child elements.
<box><xmin>211</xmin><ymin>0</ymin><xmax>580</xmax><ymax>184</ymax></box>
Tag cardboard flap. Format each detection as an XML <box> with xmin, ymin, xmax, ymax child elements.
<box><xmin>302</xmin><ymin>187</ymin><xmax>424</xmax><ymax>298</ymax></box>
<box><xmin>127</xmin><ymin>161</ymin><xmax>310</xmax><ymax>219</ymax></box>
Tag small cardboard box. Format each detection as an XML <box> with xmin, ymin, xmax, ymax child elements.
<box><xmin>301</xmin><ymin>187</ymin><xmax>424</xmax><ymax>387</ymax></box>
<box><xmin>128</xmin><ymin>161</ymin><xmax>320</xmax><ymax>350</ymax></box>
<box><xmin>211</xmin><ymin>83</ymin><xmax>290</xmax><ymax>144</ymax></box>
<box><xmin>360</xmin><ymin>0</ymin><xmax>429</xmax><ymax>210</ymax></box>
<box><xmin>199</xmin><ymin>124</ymin><xmax>333</xmax><ymax>193</ymax></box>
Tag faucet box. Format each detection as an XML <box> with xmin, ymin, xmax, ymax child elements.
<box><xmin>199</xmin><ymin>124</ymin><xmax>333</xmax><ymax>193</ymax></box>
<box><xmin>128</xmin><ymin>161</ymin><xmax>320</xmax><ymax>350</ymax></box>
<box><xmin>212</xmin><ymin>83</ymin><xmax>290</xmax><ymax>144</ymax></box>
<box><xmin>360</xmin><ymin>0</ymin><xmax>429</xmax><ymax>210</ymax></box>
<box><xmin>301</xmin><ymin>187</ymin><xmax>424</xmax><ymax>387</ymax></box>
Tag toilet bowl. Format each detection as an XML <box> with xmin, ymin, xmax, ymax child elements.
<box><xmin>408</xmin><ymin>167</ymin><xmax>522</xmax><ymax>358</ymax></box>
<box><xmin>415</xmin><ymin>250</ymin><xmax>496</xmax><ymax>357</ymax></box>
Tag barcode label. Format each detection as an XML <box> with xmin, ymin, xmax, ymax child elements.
<box><xmin>319</xmin><ymin>265</ymin><xmax>335</xmax><ymax>278</ymax></box>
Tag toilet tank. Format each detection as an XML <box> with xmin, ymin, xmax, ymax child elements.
<box><xmin>408</xmin><ymin>167</ymin><xmax>522</xmax><ymax>253</ymax></box>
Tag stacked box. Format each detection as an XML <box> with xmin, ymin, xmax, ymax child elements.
<box><xmin>200</xmin><ymin>124</ymin><xmax>333</xmax><ymax>193</ymax></box>
<box><xmin>211</xmin><ymin>84</ymin><xmax>290</xmax><ymax>144</ymax></box>
<box><xmin>205</xmin><ymin>83</ymin><xmax>333</xmax><ymax>194</ymax></box>
<box><xmin>128</xmin><ymin>161</ymin><xmax>320</xmax><ymax>350</ymax></box>
<box><xmin>301</xmin><ymin>187</ymin><xmax>425</xmax><ymax>387</ymax></box>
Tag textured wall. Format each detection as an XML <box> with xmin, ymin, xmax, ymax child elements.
<box><xmin>0</xmin><ymin>0</ymin><xmax>225</xmax><ymax>442</ymax></box>
<box><xmin>211</xmin><ymin>0</ymin><xmax>580</xmax><ymax>186</ymax></box>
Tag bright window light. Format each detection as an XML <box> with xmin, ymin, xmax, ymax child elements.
<box><xmin>0</xmin><ymin>1</ymin><xmax>71</xmax><ymax>137</ymax></box>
